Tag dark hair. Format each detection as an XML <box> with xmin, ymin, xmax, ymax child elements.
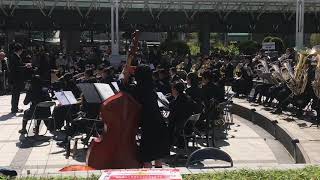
<box><xmin>31</xmin><ymin>75</ymin><xmax>42</xmax><ymax>91</ymax></box>
<box><xmin>13</xmin><ymin>43</ymin><xmax>23</xmax><ymax>52</ymax></box>
<box><xmin>172</xmin><ymin>81</ymin><xmax>185</xmax><ymax>94</ymax></box>
<box><xmin>187</xmin><ymin>72</ymin><xmax>199</xmax><ymax>87</ymax></box>
<box><xmin>102</xmin><ymin>68</ymin><xmax>111</xmax><ymax>75</ymax></box>
<box><xmin>85</xmin><ymin>69</ymin><xmax>94</xmax><ymax>77</ymax></box>
<box><xmin>135</xmin><ymin>64</ymin><xmax>153</xmax><ymax>87</ymax></box>
<box><xmin>201</xmin><ymin>70</ymin><xmax>213</xmax><ymax>82</ymax></box>
<box><xmin>152</xmin><ymin>70</ymin><xmax>159</xmax><ymax>79</ymax></box>
<box><xmin>170</xmin><ymin>67</ymin><xmax>177</xmax><ymax>73</ymax></box>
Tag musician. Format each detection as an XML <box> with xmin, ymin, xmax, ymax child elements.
<box><xmin>224</xmin><ymin>59</ymin><xmax>234</xmax><ymax>84</ymax></box>
<box><xmin>8</xmin><ymin>43</ymin><xmax>31</xmax><ymax>114</ymax></box>
<box><xmin>272</xmin><ymin>60</ymin><xmax>314</xmax><ymax>115</ymax></box>
<box><xmin>99</xmin><ymin>67</ymin><xmax>115</xmax><ymax>84</ymax></box>
<box><xmin>56</xmin><ymin>53</ymin><xmax>67</xmax><ymax>68</ymax></box>
<box><xmin>18</xmin><ymin>75</ymin><xmax>51</xmax><ymax>135</ymax></box>
<box><xmin>169</xmin><ymin>67</ymin><xmax>181</xmax><ymax>83</ymax></box>
<box><xmin>201</xmin><ymin>70</ymin><xmax>225</xmax><ymax>109</ymax></box>
<box><xmin>34</xmin><ymin>48</ymin><xmax>51</xmax><ymax>85</ymax></box>
<box><xmin>158</xmin><ymin>69</ymin><xmax>171</xmax><ymax>95</ymax></box>
<box><xmin>78</xmin><ymin>69</ymin><xmax>97</xmax><ymax>83</ymax></box>
<box><xmin>232</xmin><ymin>60</ymin><xmax>254</xmax><ymax>97</ymax></box>
<box><xmin>168</xmin><ymin>81</ymin><xmax>198</xmax><ymax>148</ymax></box>
<box><xmin>186</xmin><ymin>72</ymin><xmax>202</xmax><ymax>106</ymax></box>
<box><xmin>123</xmin><ymin>64</ymin><xmax>170</xmax><ymax>168</ymax></box>
<box><xmin>51</xmin><ymin>73</ymin><xmax>82</xmax><ymax>132</ymax></box>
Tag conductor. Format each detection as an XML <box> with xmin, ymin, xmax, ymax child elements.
<box><xmin>8</xmin><ymin>43</ymin><xmax>31</xmax><ymax>114</ymax></box>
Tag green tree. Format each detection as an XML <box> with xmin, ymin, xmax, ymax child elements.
<box><xmin>310</xmin><ymin>33</ymin><xmax>320</xmax><ymax>47</ymax></box>
<box><xmin>159</xmin><ymin>40</ymin><xmax>190</xmax><ymax>56</ymax></box>
<box><xmin>238</xmin><ymin>40</ymin><xmax>260</xmax><ymax>55</ymax></box>
<box><xmin>262</xmin><ymin>36</ymin><xmax>285</xmax><ymax>54</ymax></box>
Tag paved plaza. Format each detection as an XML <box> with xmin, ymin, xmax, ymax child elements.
<box><xmin>234</xmin><ymin>98</ymin><xmax>320</xmax><ymax>164</ymax></box>
<box><xmin>0</xmin><ymin>94</ymin><xmax>313</xmax><ymax>176</ymax></box>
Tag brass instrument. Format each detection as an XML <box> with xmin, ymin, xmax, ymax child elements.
<box><xmin>311</xmin><ymin>45</ymin><xmax>320</xmax><ymax>98</ymax></box>
<box><xmin>281</xmin><ymin>59</ymin><xmax>295</xmax><ymax>81</ymax></box>
<box><xmin>285</xmin><ymin>49</ymin><xmax>313</xmax><ymax>96</ymax></box>
<box><xmin>270</xmin><ymin>61</ymin><xmax>284</xmax><ymax>83</ymax></box>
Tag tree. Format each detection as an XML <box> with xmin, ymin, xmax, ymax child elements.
<box><xmin>159</xmin><ymin>40</ymin><xmax>190</xmax><ymax>56</ymax></box>
<box><xmin>238</xmin><ymin>40</ymin><xmax>260</xmax><ymax>55</ymax></box>
<box><xmin>310</xmin><ymin>33</ymin><xmax>320</xmax><ymax>47</ymax></box>
<box><xmin>262</xmin><ymin>36</ymin><xmax>285</xmax><ymax>54</ymax></box>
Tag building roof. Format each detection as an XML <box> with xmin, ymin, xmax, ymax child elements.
<box><xmin>4</xmin><ymin>0</ymin><xmax>320</xmax><ymax>13</ymax></box>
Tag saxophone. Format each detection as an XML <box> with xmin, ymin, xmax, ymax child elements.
<box><xmin>312</xmin><ymin>45</ymin><xmax>320</xmax><ymax>98</ymax></box>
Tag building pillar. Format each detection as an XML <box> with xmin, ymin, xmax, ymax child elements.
<box><xmin>60</xmin><ymin>30</ymin><xmax>80</xmax><ymax>54</ymax></box>
<box><xmin>199</xmin><ymin>23</ymin><xmax>210</xmax><ymax>55</ymax></box>
<box><xmin>110</xmin><ymin>0</ymin><xmax>121</xmax><ymax>66</ymax></box>
<box><xmin>295</xmin><ymin>0</ymin><xmax>304</xmax><ymax>49</ymax></box>
<box><xmin>177</xmin><ymin>32</ymin><xmax>186</xmax><ymax>41</ymax></box>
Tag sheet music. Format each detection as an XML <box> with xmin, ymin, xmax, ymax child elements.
<box><xmin>55</xmin><ymin>92</ymin><xmax>70</xmax><ymax>106</ymax></box>
<box><xmin>64</xmin><ymin>91</ymin><xmax>78</xmax><ymax>104</ymax></box>
<box><xmin>149</xmin><ymin>64</ymin><xmax>155</xmax><ymax>70</ymax></box>
<box><xmin>157</xmin><ymin>92</ymin><xmax>169</xmax><ymax>108</ymax></box>
<box><xmin>94</xmin><ymin>83</ymin><xmax>115</xmax><ymax>101</ymax></box>
<box><xmin>111</xmin><ymin>82</ymin><xmax>120</xmax><ymax>92</ymax></box>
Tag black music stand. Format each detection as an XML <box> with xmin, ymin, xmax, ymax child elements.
<box><xmin>77</xmin><ymin>83</ymin><xmax>116</xmax><ymax>103</ymax></box>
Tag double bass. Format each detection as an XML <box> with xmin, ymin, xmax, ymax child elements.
<box><xmin>86</xmin><ymin>30</ymin><xmax>142</xmax><ymax>169</ymax></box>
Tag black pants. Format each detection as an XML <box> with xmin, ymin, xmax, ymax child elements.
<box><xmin>11</xmin><ymin>83</ymin><xmax>23</xmax><ymax>112</ymax></box>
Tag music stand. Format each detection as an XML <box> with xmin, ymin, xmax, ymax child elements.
<box><xmin>77</xmin><ymin>83</ymin><xmax>116</xmax><ymax>104</ymax></box>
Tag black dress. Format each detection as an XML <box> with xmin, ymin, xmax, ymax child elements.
<box><xmin>132</xmin><ymin>85</ymin><xmax>170</xmax><ymax>162</ymax></box>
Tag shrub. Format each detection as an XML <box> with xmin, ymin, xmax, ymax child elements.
<box><xmin>159</xmin><ymin>40</ymin><xmax>190</xmax><ymax>56</ymax></box>
<box><xmin>238</xmin><ymin>40</ymin><xmax>260</xmax><ymax>55</ymax></box>
<box><xmin>262</xmin><ymin>36</ymin><xmax>286</xmax><ymax>54</ymax></box>
<box><xmin>310</xmin><ymin>33</ymin><xmax>320</xmax><ymax>47</ymax></box>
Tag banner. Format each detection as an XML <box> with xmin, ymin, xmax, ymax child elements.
<box><xmin>99</xmin><ymin>169</ymin><xmax>182</xmax><ymax>180</ymax></box>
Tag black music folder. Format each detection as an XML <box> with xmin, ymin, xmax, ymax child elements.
<box><xmin>54</xmin><ymin>91</ymin><xmax>78</xmax><ymax>106</ymax></box>
<box><xmin>77</xmin><ymin>83</ymin><xmax>115</xmax><ymax>103</ymax></box>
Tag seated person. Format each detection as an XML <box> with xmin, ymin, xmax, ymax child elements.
<box><xmin>77</xmin><ymin>69</ymin><xmax>97</xmax><ymax>83</ymax></box>
<box><xmin>99</xmin><ymin>67</ymin><xmax>115</xmax><ymax>84</ymax></box>
<box><xmin>201</xmin><ymin>70</ymin><xmax>225</xmax><ymax>109</ymax></box>
<box><xmin>19</xmin><ymin>75</ymin><xmax>51</xmax><ymax>135</ymax></box>
<box><xmin>168</xmin><ymin>81</ymin><xmax>197</xmax><ymax>148</ymax></box>
<box><xmin>52</xmin><ymin>73</ymin><xmax>81</xmax><ymax>131</ymax></box>
<box><xmin>169</xmin><ymin>67</ymin><xmax>181</xmax><ymax>83</ymax></box>
<box><xmin>186</xmin><ymin>72</ymin><xmax>202</xmax><ymax>111</ymax></box>
<box><xmin>158</xmin><ymin>69</ymin><xmax>171</xmax><ymax>95</ymax></box>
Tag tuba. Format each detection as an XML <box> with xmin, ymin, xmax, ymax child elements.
<box><xmin>312</xmin><ymin>45</ymin><xmax>320</xmax><ymax>98</ymax></box>
<box><xmin>270</xmin><ymin>61</ymin><xmax>284</xmax><ymax>83</ymax></box>
<box><xmin>285</xmin><ymin>49</ymin><xmax>312</xmax><ymax>96</ymax></box>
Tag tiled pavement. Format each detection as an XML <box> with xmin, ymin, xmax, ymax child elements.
<box><xmin>0</xmin><ymin>94</ymin><xmax>295</xmax><ymax>176</ymax></box>
<box><xmin>233</xmin><ymin>98</ymin><xmax>320</xmax><ymax>164</ymax></box>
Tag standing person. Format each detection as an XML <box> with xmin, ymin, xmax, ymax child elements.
<box><xmin>8</xmin><ymin>43</ymin><xmax>30</xmax><ymax>114</ymax></box>
<box><xmin>123</xmin><ymin>64</ymin><xmax>170</xmax><ymax>168</ymax></box>
<box><xmin>56</xmin><ymin>53</ymin><xmax>67</xmax><ymax>68</ymax></box>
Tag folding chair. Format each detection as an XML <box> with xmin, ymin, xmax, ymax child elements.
<box><xmin>185</xmin><ymin>147</ymin><xmax>233</xmax><ymax>168</ymax></box>
<box><xmin>181</xmin><ymin>113</ymin><xmax>201</xmax><ymax>154</ymax></box>
<box><xmin>66</xmin><ymin>115</ymin><xmax>102</xmax><ymax>158</ymax></box>
<box><xmin>26</xmin><ymin>101</ymin><xmax>56</xmax><ymax>137</ymax></box>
